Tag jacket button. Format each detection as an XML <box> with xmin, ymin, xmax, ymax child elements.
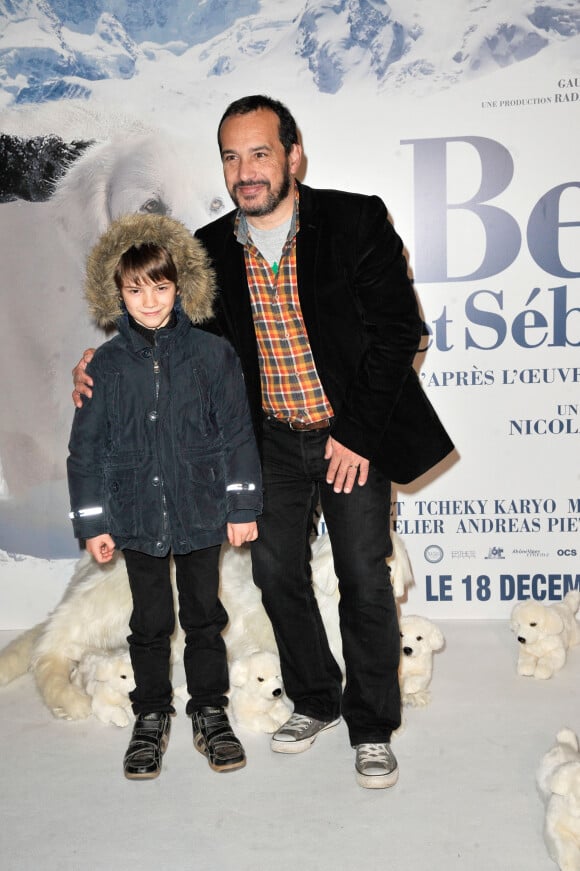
<box><xmin>152</xmin><ymin>476</ymin><xmax>160</xmax><ymax>486</ymax></box>
<box><xmin>156</xmin><ymin>541</ymin><xmax>164</xmax><ymax>550</ymax></box>
<box><xmin>148</xmin><ymin>410</ymin><xmax>158</xmax><ymax>421</ymax></box>
<box><xmin>141</xmin><ymin>349</ymin><xmax>152</xmax><ymax>358</ymax></box>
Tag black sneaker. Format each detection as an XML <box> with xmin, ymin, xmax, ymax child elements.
<box><xmin>191</xmin><ymin>706</ymin><xmax>246</xmax><ymax>772</ymax></box>
<box><xmin>123</xmin><ymin>712</ymin><xmax>171</xmax><ymax>780</ymax></box>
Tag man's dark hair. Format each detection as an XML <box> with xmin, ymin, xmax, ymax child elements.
<box><xmin>217</xmin><ymin>95</ymin><xmax>299</xmax><ymax>155</ymax></box>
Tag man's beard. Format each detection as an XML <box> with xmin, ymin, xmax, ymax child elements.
<box><xmin>231</xmin><ymin>163</ymin><xmax>291</xmax><ymax>217</ymax></box>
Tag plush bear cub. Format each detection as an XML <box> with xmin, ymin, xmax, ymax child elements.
<box><xmin>71</xmin><ymin>649</ymin><xmax>135</xmax><ymax>727</ymax></box>
<box><xmin>510</xmin><ymin>592</ymin><xmax>580</xmax><ymax>679</ymax></box>
<box><xmin>229</xmin><ymin>651</ymin><xmax>292</xmax><ymax>733</ymax></box>
<box><xmin>537</xmin><ymin>728</ymin><xmax>580</xmax><ymax>870</ymax></box>
<box><xmin>399</xmin><ymin>614</ymin><xmax>445</xmax><ymax>707</ymax></box>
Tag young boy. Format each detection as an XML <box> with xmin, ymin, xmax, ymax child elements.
<box><xmin>67</xmin><ymin>213</ymin><xmax>262</xmax><ymax>780</ymax></box>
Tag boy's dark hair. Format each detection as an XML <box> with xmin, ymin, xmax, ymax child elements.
<box><xmin>217</xmin><ymin>95</ymin><xmax>299</xmax><ymax>155</ymax></box>
<box><xmin>114</xmin><ymin>243</ymin><xmax>178</xmax><ymax>291</ymax></box>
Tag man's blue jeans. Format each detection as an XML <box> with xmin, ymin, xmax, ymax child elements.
<box><xmin>251</xmin><ymin>418</ymin><xmax>401</xmax><ymax>746</ymax></box>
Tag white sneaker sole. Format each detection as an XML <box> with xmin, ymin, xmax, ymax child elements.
<box><xmin>355</xmin><ymin>765</ymin><xmax>399</xmax><ymax>789</ymax></box>
<box><xmin>271</xmin><ymin>717</ymin><xmax>341</xmax><ymax>754</ymax></box>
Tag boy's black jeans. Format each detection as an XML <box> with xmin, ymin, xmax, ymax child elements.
<box><xmin>124</xmin><ymin>545</ymin><xmax>228</xmax><ymax>716</ymax></box>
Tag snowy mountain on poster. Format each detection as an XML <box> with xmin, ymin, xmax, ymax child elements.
<box><xmin>1</xmin><ymin>0</ymin><xmax>579</xmax><ymax>105</ymax></box>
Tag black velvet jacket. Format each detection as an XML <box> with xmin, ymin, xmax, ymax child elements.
<box><xmin>196</xmin><ymin>182</ymin><xmax>454</xmax><ymax>484</ymax></box>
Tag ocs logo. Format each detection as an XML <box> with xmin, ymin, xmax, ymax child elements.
<box><xmin>557</xmin><ymin>548</ymin><xmax>577</xmax><ymax>557</ymax></box>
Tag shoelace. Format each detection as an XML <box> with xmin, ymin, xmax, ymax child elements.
<box><xmin>357</xmin><ymin>743</ymin><xmax>392</xmax><ymax>765</ymax></box>
<box><xmin>283</xmin><ymin>713</ymin><xmax>315</xmax><ymax>734</ymax></box>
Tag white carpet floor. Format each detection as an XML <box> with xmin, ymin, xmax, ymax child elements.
<box><xmin>1</xmin><ymin>620</ymin><xmax>578</xmax><ymax>871</ymax></box>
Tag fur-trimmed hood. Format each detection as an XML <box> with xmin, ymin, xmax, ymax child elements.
<box><xmin>84</xmin><ymin>213</ymin><xmax>216</xmax><ymax>328</ymax></box>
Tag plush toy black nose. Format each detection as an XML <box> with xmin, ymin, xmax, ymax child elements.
<box><xmin>403</xmin><ymin>647</ymin><xmax>413</xmax><ymax>656</ymax></box>
<box><xmin>273</xmin><ymin>688</ymin><xmax>282</xmax><ymax>697</ymax></box>
<box><xmin>517</xmin><ymin>636</ymin><xmax>526</xmax><ymax>644</ymax></box>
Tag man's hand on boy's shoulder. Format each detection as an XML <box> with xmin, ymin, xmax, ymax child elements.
<box><xmin>72</xmin><ymin>348</ymin><xmax>96</xmax><ymax>407</ymax></box>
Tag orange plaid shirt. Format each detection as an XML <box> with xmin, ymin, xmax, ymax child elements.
<box><xmin>235</xmin><ymin>192</ymin><xmax>333</xmax><ymax>425</ymax></box>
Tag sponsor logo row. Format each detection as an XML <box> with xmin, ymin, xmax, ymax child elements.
<box><xmin>423</xmin><ymin>544</ymin><xmax>576</xmax><ymax>563</ymax></box>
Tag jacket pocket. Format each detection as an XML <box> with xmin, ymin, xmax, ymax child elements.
<box><xmin>182</xmin><ymin>455</ymin><xmax>227</xmax><ymax>530</ymax></box>
<box><xmin>103</xmin><ymin>467</ymin><xmax>138</xmax><ymax>536</ymax></box>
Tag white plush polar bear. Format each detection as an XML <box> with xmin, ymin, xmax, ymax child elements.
<box><xmin>398</xmin><ymin>614</ymin><xmax>445</xmax><ymax>707</ymax></box>
<box><xmin>537</xmin><ymin>729</ymin><xmax>580</xmax><ymax>803</ymax></box>
<box><xmin>0</xmin><ymin>531</ymin><xmax>413</xmax><ymax>725</ymax></box>
<box><xmin>537</xmin><ymin>729</ymin><xmax>580</xmax><ymax>870</ymax></box>
<box><xmin>71</xmin><ymin>648</ymin><xmax>135</xmax><ymax>727</ymax></box>
<box><xmin>228</xmin><ymin>651</ymin><xmax>292</xmax><ymax>733</ymax></box>
<box><xmin>545</xmin><ymin>763</ymin><xmax>580</xmax><ymax>870</ymax></box>
<box><xmin>0</xmin><ymin>551</ymin><xmax>183</xmax><ymax>721</ymax></box>
<box><xmin>510</xmin><ymin>591</ymin><xmax>580</xmax><ymax>679</ymax></box>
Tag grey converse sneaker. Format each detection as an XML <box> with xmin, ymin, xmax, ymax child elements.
<box><xmin>355</xmin><ymin>743</ymin><xmax>399</xmax><ymax>789</ymax></box>
<box><xmin>271</xmin><ymin>712</ymin><xmax>341</xmax><ymax>753</ymax></box>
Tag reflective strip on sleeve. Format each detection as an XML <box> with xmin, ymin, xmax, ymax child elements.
<box><xmin>226</xmin><ymin>483</ymin><xmax>256</xmax><ymax>492</ymax></box>
<box><xmin>68</xmin><ymin>506</ymin><xmax>104</xmax><ymax>519</ymax></box>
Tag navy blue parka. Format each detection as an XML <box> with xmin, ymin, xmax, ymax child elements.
<box><xmin>67</xmin><ymin>214</ymin><xmax>262</xmax><ymax>555</ymax></box>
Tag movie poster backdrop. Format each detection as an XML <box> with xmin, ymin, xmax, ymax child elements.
<box><xmin>0</xmin><ymin>2</ymin><xmax>579</xmax><ymax>624</ymax></box>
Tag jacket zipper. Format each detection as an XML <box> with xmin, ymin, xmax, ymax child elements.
<box><xmin>152</xmin><ymin>343</ymin><xmax>169</xmax><ymax>541</ymax></box>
